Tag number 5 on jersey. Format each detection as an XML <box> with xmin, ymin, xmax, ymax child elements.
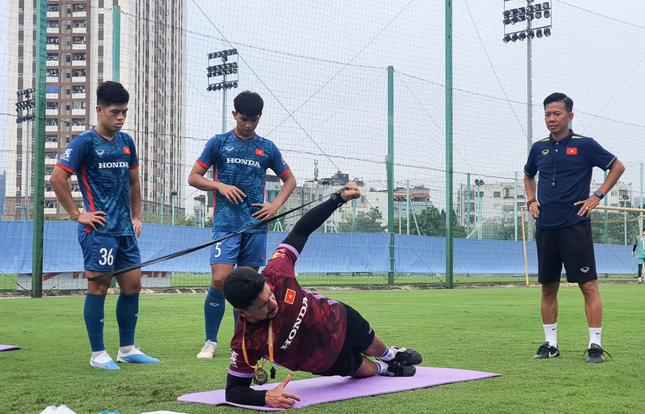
<box><xmin>213</xmin><ymin>242</ymin><xmax>222</xmax><ymax>258</ymax></box>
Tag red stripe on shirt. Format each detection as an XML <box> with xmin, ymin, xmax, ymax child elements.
<box><xmin>56</xmin><ymin>163</ymin><xmax>74</xmax><ymax>174</ymax></box>
<box><xmin>196</xmin><ymin>159</ymin><xmax>209</xmax><ymax>169</ymax></box>
<box><xmin>212</xmin><ymin>169</ymin><xmax>218</xmax><ymax>221</ymax></box>
<box><xmin>129</xmin><ymin>163</ymin><xmax>139</xmax><ymax>170</ymax></box>
<box><xmin>80</xmin><ymin>164</ymin><xmax>95</xmax><ymax>233</ymax></box>
<box><xmin>277</xmin><ymin>166</ymin><xmax>291</xmax><ymax>178</ymax></box>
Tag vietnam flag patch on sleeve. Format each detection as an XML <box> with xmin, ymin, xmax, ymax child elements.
<box><xmin>255</xmin><ymin>148</ymin><xmax>264</xmax><ymax>157</ymax></box>
<box><xmin>285</xmin><ymin>289</ymin><xmax>296</xmax><ymax>305</ymax></box>
<box><xmin>123</xmin><ymin>147</ymin><xmax>131</xmax><ymax>154</ymax></box>
<box><xmin>567</xmin><ymin>147</ymin><xmax>577</xmax><ymax>155</ymax></box>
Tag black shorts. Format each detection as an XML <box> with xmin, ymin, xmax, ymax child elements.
<box><xmin>314</xmin><ymin>304</ymin><xmax>375</xmax><ymax>377</ymax></box>
<box><xmin>536</xmin><ymin>220</ymin><xmax>597</xmax><ymax>284</ymax></box>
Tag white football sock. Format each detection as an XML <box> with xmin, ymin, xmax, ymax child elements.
<box><xmin>543</xmin><ymin>323</ymin><xmax>557</xmax><ymax>348</ymax></box>
<box><xmin>589</xmin><ymin>327</ymin><xmax>602</xmax><ymax>348</ymax></box>
<box><xmin>375</xmin><ymin>360</ymin><xmax>389</xmax><ymax>375</ymax></box>
<box><xmin>377</xmin><ymin>346</ymin><xmax>395</xmax><ymax>362</ymax></box>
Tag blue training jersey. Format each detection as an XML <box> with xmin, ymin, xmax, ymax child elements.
<box><xmin>635</xmin><ymin>235</ymin><xmax>645</xmax><ymax>259</ymax></box>
<box><xmin>57</xmin><ymin>127</ymin><xmax>139</xmax><ymax>236</ymax></box>
<box><xmin>196</xmin><ymin>130</ymin><xmax>290</xmax><ymax>233</ymax></box>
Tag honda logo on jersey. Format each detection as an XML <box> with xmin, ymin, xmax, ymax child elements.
<box><xmin>123</xmin><ymin>147</ymin><xmax>131</xmax><ymax>154</ymax></box>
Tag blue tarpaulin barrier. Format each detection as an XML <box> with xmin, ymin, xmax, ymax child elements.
<box><xmin>0</xmin><ymin>221</ymin><xmax>636</xmax><ymax>274</ymax></box>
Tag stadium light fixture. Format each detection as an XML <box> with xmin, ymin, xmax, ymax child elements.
<box><xmin>503</xmin><ymin>0</ymin><xmax>553</xmax><ymax>242</ymax></box>
<box><xmin>206</xmin><ymin>48</ymin><xmax>241</xmax><ymax>209</ymax></box>
<box><xmin>503</xmin><ymin>0</ymin><xmax>552</xmax><ymax>44</ymax></box>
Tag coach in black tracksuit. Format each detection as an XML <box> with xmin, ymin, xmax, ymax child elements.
<box><xmin>523</xmin><ymin>92</ymin><xmax>624</xmax><ymax>363</ymax></box>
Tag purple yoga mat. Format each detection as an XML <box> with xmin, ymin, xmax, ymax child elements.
<box><xmin>178</xmin><ymin>367</ymin><xmax>500</xmax><ymax>411</ymax></box>
<box><xmin>0</xmin><ymin>345</ymin><xmax>21</xmax><ymax>352</ymax></box>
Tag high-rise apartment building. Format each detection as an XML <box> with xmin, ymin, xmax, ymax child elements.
<box><xmin>5</xmin><ymin>0</ymin><xmax>187</xmax><ymax>221</ymax></box>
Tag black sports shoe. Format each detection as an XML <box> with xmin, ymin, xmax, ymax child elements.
<box><xmin>378</xmin><ymin>346</ymin><xmax>422</xmax><ymax>377</ymax></box>
<box><xmin>584</xmin><ymin>343</ymin><xmax>612</xmax><ymax>363</ymax></box>
<box><xmin>532</xmin><ymin>341</ymin><xmax>560</xmax><ymax>359</ymax></box>
<box><xmin>386</xmin><ymin>364</ymin><xmax>416</xmax><ymax>377</ymax></box>
<box><xmin>387</xmin><ymin>346</ymin><xmax>423</xmax><ymax>366</ymax></box>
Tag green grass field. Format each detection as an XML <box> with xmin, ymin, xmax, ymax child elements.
<box><xmin>1</xmin><ymin>285</ymin><xmax>644</xmax><ymax>414</ymax></box>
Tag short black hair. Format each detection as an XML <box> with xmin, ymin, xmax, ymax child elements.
<box><xmin>97</xmin><ymin>81</ymin><xmax>129</xmax><ymax>107</ymax></box>
<box><xmin>543</xmin><ymin>92</ymin><xmax>573</xmax><ymax>113</ymax></box>
<box><xmin>222</xmin><ymin>267</ymin><xmax>266</xmax><ymax>310</ymax></box>
<box><xmin>234</xmin><ymin>91</ymin><xmax>264</xmax><ymax>118</ymax></box>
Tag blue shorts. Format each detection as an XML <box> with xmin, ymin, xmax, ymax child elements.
<box><xmin>79</xmin><ymin>232</ymin><xmax>141</xmax><ymax>272</ymax></box>
<box><xmin>210</xmin><ymin>232</ymin><xmax>267</xmax><ymax>267</ymax></box>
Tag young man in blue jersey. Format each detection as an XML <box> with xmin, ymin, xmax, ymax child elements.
<box><xmin>188</xmin><ymin>91</ymin><xmax>296</xmax><ymax>359</ymax></box>
<box><xmin>633</xmin><ymin>229</ymin><xmax>645</xmax><ymax>284</ymax></box>
<box><xmin>51</xmin><ymin>81</ymin><xmax>158</xmax><ymax>369</ymax></box>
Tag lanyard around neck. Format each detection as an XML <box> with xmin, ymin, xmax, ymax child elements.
<box><xmin>242</xmin><ymin>318</ymin><xmax>274</xmax><ymax>369</ymax></box>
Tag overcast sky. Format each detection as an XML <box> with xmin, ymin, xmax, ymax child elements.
<box><xmin>2</xmin><ymin>0</ymin><xmax>645</xmax><ymax>213</ymax></box>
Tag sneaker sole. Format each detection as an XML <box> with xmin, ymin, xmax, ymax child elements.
<box><xmin>196</xmin><ymin>353</ymin><xmax>215</xmax><ymax>359</ymax></box>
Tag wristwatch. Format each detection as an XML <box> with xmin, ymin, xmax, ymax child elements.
<box><xmin>594</xmin><ymin>190</ymin><xmax>604</xmax><ymax>200</ymax></box>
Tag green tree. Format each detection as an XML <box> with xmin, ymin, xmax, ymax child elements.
<box><xmin>338</xmin><ymin>207</ymin><xmax>386</xmax><ymax>233</ymax></box>
<box><xmin>478</xmin><ymin>219</ymin><xmax>518</xmax><ymax>240</ymax></box>
<box><xmin>393</xmin><ymin>206</ymin><xmax>466</xmax><ymax>238</ymax></box>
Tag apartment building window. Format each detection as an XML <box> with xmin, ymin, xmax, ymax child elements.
<box><xmin>47</xmin><ymin>4</ymin><xmax>60</xmax><ymax>12</ymax></box>
<box><xmin>72</xmin><ymin>20</ymin><xmax>86</xmax><ymax>28</ymax></box>
<box><xmin>72</xmin><ymin>85</ymin><xmax>86</xmax><ymax>94</ymax></box>
<box><xmin>72</xmin><ymin>101</ymin><xmax>85</xmax><ymax>110</ymax></box>
<box><xmin>46</xmin><ymin>102</ymin><xmax>59</xmax><ymax>110</ymax></box>
<box><xmin>72</xmin><ymin>36</ymin><xmax>86</xmax><ymax>44</ymax></box>
<box><xmin>98</xmin><ymin>24</ymin><xmax>104</xmax><ymax>30</ymax></box>
<box><xmin>72</xmin><ymin>68</ymin><xmax>86</xmax><ymax>77</ymax></box>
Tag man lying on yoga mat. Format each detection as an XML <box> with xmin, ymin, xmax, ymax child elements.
<box><xmin>222</xmin><ymin>182</ymin><xmax>423</xmax><ymax>409</ymax></box>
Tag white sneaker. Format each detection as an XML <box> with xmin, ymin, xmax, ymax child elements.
<box><xmin>197</xmin><ymin>340</ymin><xmax>217</xmax><ymax>359</ymax></box>
<box><xmin>90</xmin><ymin>351</ymin><xmax>119</xmax><ymax>370</ymax></box>
<box><xmin>117</xmin><ymin>347</ymin><xmax>159</xmax><ymax>363</ymax></box>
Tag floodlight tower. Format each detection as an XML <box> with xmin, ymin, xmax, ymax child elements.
<box><xmin>207</xmin><ymin>49</ymin><xmax>239</xmax><ymax>134</ymax></box>
<box><xmin>475</xmin><ymin>179</ymin><xmax>485</xmax><ymax>240</ymax></box>
<box><xmin>503</xmin><ymin>1</ymin><xmax>552</xmax><ymax>155</ymax></box>
<box><xmin>206</xmin><ymin>49</ymin><xmax>239</xmax><ymax>209</ymax></box>
<box><xmin>503</xmin><ymin>1</ymin><xmax>551</xmax><ymax>241</ymax></box>
<box><xmin>15</xmin><ymin>88</ymin><xmax>36</xmax><ymax>220</ymax></box>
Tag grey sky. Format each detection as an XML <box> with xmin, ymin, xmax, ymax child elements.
<box><xmin>2</xmin><ymin>0</ymin><xmax>645</xmax><ymax>213</ymax></box>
